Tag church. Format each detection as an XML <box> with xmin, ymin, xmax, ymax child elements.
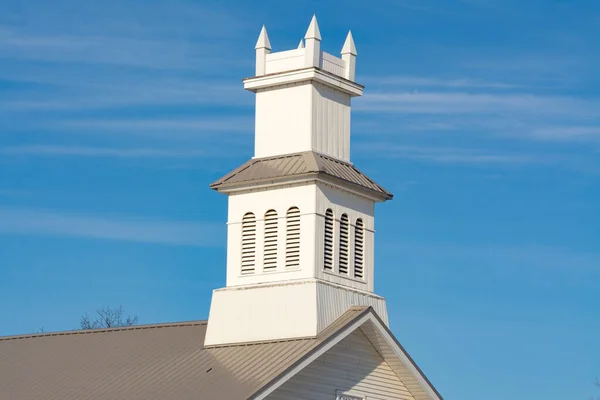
<box><xmin>0</xmin><ymin>16</ymin><xmax>443</xmax><ymax>400</ymax></box>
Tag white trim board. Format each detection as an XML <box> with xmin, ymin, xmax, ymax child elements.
<box><xmin>250</xmin><ymin>307</ymin><xmax>443</xmax><ymax>400</ymax></box>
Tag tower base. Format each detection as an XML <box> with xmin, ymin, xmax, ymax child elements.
<box><xmin>204</xmin><ymin>279</ymin><xmax>388</xmax><ymax>346</ymax></box>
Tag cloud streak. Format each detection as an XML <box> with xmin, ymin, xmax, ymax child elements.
<box><xmin>0</xmin><ymin>79</ymin><xmax>250</xmax><ymax>112</ymax></box>
<box><xmin>0</xmin><ymin>207</ymin><xmax>223</xmax><ymax>246</ymax></box>
<box><xmin>357</xmin><ymin>91</ymin><xmax>599</xmax><ymax>118</ymax></box>
<box><xmin>356</xmin><ymin>144</ymin><xmax>555</xmax><ymax>165</ymax></box>
<box><xmin>56</xmin><ymin>117</ymin><xmax>253</xmax><ymax>135</ymax></box>
<box><xmin>0</xmin><ymin>0</ymin><xmax>249</xmax><ymax>69</ymax></box>
<box><xmin>361</xmin><ymin>76</ymin><xmax>529</xmax><ymax>89</ymax></box>
<box><xmin>0</xmin><ymin>145</ymin><xmax>208</xmax><ymax>158</ymax></box>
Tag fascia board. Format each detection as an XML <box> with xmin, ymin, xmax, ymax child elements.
<box><xmin>251</xmin><ymin>308</ymin><xmax>443</xmax><ymax>400</ymax></box>
<box><xmin>213</xmin><ymin>173</ymin><xmax>388</xmax><ymax>202</ymax></box>
<box><xmin>250</xmin><ymin>308</ymin><xmax>373</xmax><ymax>400</ymax></box>
<box><xmin>243</xmin><ymin>67</ymin><xmax>364</xmax><ymax>97</ymax></box>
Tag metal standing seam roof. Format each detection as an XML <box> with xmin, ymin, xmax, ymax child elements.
<box><xmin>0</xmin><ymin>307</ymin><xmax>368</xmax><ymax>400</ymax></box>
<box><xmin>210</xmin><ymin>151</ymin><xmax>393</xmax><ymax>200</ymax></box>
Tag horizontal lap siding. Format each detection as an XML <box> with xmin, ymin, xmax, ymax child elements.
<box><xmin>268</xmin><ymin>330</ymin><xmax>415</xmax><ymax>400</ymax></box>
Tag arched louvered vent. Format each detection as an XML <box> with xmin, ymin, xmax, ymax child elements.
<box><xmin>263</xmin><ymin>209</ymin><xmax>278</xmax><ymax>272</ymax></box>
<box><xmin>285</xmin><ymin>207</ymin><xmax>300</xmax><ymax>269</ymax></box>
<box><xmin>339</xmin><ymin>213</ymin><xmax>349</xmax><ymax>275</ymax></box>
<box><xmin>354</xmin><ymin>218</ymin><xmax>364</xmax><ymax>279</ymax></box>
<box><xmin>324</xmin><ymin>209</ymin><xmax>334</xmax><ymax>271</ymax></box>
<box><xmin>241</xmin><ymin>212</ymin><xmax>256</xmax><ymax>274</ymax></box>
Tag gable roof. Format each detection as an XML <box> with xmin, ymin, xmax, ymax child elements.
<box><xmin>210</xmin><ymin>151</ymin><xmax>393</xmax><ymax>201</ymax></box>
<box><xmin>251</xmin><ymin>307</ymin><xmax>443</xmax><ymax>400</ymax></box>
<box><xmin>0</xmin><ymin>308</ymin><xmax>363</xmax><ymax>400</ymax></box>
<box><xmin>0</xmin><ymin>307</ymin><xmax>441</xmax><ymax>400</ymax></box>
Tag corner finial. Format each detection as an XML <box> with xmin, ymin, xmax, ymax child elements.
<box><xmin>297</xmin><ymin>39</ymin><xmax>305</xmax><ymax>49</ymax></box>
<box><xmin>341</xmin><ymin>30</ymin><xmax>357</xmax><ymax>56</ymax></box>
<box><xmin>255</xmin><ymin>25</ymin><xmax>271</xmax><ymax>76</ymax></box>
<box><xmin>255</xmin><ymin>25</ymin><xmax>271</xmax><ymax>50</ymax></box>
<box><xmin>304</xmin><ymin>15</ymin><xmax>321</xmax><ymax>40</ymax></box>
<box><xmin>341</xmin><ymin>30</ymin><xmax>357</xmax><ymax>81</ymax></box>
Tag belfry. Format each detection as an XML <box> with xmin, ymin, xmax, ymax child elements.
<box><xmin>205</xmin><ymin>15</ymin><xmax>393</xmax><ymax>346</ymax></box>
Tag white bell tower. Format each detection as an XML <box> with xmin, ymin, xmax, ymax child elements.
<box><xmin>204</xmin><ymin>16</ymin><xmax>393</xmax><ymax>347</ymax></box>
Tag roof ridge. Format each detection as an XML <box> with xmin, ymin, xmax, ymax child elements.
<box><xmin>0</xmin><ymin>320</ymin><xmax>207</xmax><ymax>342</ymax></box>
<box><xmin>313</xmin><ymin>151</ymin><xmax>354</xmax><ymax>166</ymax></box>
<box><xmin>204</xmin><ymin>336</ymin><xmax>316</xmax><ymax>349</ymax></box>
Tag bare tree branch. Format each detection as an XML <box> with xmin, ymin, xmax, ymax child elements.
<box><xmin>79</xmin><ymin>306</ymin><xmax>138</xmax><ymax>330</ymax></box>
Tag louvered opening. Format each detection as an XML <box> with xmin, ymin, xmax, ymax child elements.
<box><xmin>263</xmin><ymin>209</ymin><xmax>278</xmax><ymax>272</ymax></box>
<box><xmin>339</xmin><ymin>213</ymin><xmax>349</xmax><ymax>275</ymax></box>
<box><xmin>285</xmin><ymin>207</ymin><xmax>300</xmax><ymax>269</ymax></box>
<box><xmin>241</xmin><ymin>212</ymin><xmax>256</xmax><ymax>275</ymax></box>
<box><xmin>354</xmin><ymin>218</ymin><xmax>364</xmax><ymax>279</ymax></box>
<box><xmin>324</xmin><ymin>208</ymin><xmax>334</xmax><ymax>271</ymax></box>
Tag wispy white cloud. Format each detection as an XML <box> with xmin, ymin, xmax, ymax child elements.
<box><xmin>0</xmin><ymin>0</ymin><xmax>249</xmax><ymax>69</ymax></box>
<box><xmin>357</xmin><ymin>143</ymin><xmax>554</xmax><ymax>165</ymax></box>
<box><xmin>361</xmin><ymin>76</ymin><xmax>528</xmax><ymax>89</ymax></box>
<box><xmin>56</xmin><ymin>117</ymin><xmax>253</xmax><ymax>135</ymax></box>
<box><xmin>357</xmin><ymin>91</ymin><xmax>599</xmax><ymax>118</ymax></box>
<box><xmin>0</xmin><ymin>145</ymin><xmax>207</xmax><ymax>158</ymax></box>
<box><xmin>0</xmin><ymin>79</ymin><xmax>249</xmax><ymax>112</ymax></box>
<box><xmin>530</xmin><ymin>126</ymin><xmax>600</xmax><ymax>142</ymax></box>
<box><xmin>382</xmin><ymin>241</ymin><xmax>600</xmax><ymax>278</ymax></box>
<box><xmin>0</xmin><ymin>207</ymin><xmax>223</xmax><ymax>246</ymax></box>
<box><xmin>0</xmin><ymin>29</ymin><xmax>247</xmax><ymax>70</ymax></box>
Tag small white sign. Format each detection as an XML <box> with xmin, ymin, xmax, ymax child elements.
<box><xmin>336</xmin><ymin>394</ymin><xmax>364</xmax><ymax>400</ymax></box>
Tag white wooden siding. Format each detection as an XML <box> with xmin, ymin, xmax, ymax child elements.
<box><xmin>268</xmin><ymin>329</ymin><xmax>415</xmax><ymax>400</ymax></box>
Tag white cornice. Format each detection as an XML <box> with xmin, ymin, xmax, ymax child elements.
<box><xmin>243</xmin><ymin>67</ymin><xmax>364</xmax><ymax>97</ymax></box>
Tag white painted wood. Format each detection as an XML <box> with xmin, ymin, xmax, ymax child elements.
<box><xmin>253</xmin><ymin>311</ymin><xmax>441</xmax><ymax>400</ymax></box>
<box><xmin>358</xmin><ymin>320</ymin><xmax>443</xmax><ymax>400</ymax></box>
<box><xmin>245</xmin><ymin>68</ymin><xmax>363</xmax><ymax>95</ymax></box>
<box><xmin>204</xmin><ymin>280</ymin><xmax>318</xmax><ymax>346</ymax></box>
<box><xmin>322</xmin><ymin>51</ymin><xmax>346</xmax><ymax>77</ymax></box>
<box><xmin>341</xmin><ymin>31</ymin><xmax>357</xmax><ymax>81</ymax></box>
<box><xmin>265</xmin><ymin>49</ymin><xmax>306</xmax><ymax>74</ymax></box>
<box><xmin>255</xmin><ymin>25</ymin><xmax>271</xmax><ymax>76</ymax></box>
<box><xmin>226</xmin><ymin>183</ymin><xmax>318</xmax><ymax>287</ymax></box>
<box><xmin>203</xmin><ymin>279</ymin><xmax>386</xmax><ymax>346</ymax></box>
<box><xmin>312</xmin><ymin>82</ymin><xmax>351</xmax><ymax>160</ymax></box>
<box><xmin>252</xmin><ymin>78</ymin><xmax>353</xmax><ymax>160</ymax></box>
<box><xmin>254</xmin><ymin>82</ymin><xmax>313</xmax><ymax>159</ymax></box>
<box><xmin>304</xmin><ymin>15</ymin><xmax>321</xmax><ymax>68</ymax></box>
<box><xmin>315</xmin><ymin>281</ymin><xmax>387</xmax><ymax>332</ymax></box>
<box><xmin>245</xmin><ymin>16</ymin><xmax>361</xmax><ymax>161</ymax></box>
<box><xmin>267</xmin><ymin>330</ymin><xmax>415</xmax><ymax>400</ymax></box>
<box><xmin>315</xmin><ymin>182</ymin><xmax>375</xmax><ymax>292</ymax></box>
<box><xmin>205</xmin><ymin>18</ymin><xmax>394</xmax><ymax>349</ymax></box>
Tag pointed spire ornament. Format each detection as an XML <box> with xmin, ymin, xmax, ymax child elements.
<box><xmin>304</xmin><ymin>15</ymin><xmax>321</xmax><ymax>40</ymax></box>
<box><xmin>255</xmin><ymin>25</ymin><xmax>271</xmax><ymax>50</ymax></box>
<box><xmin>255</xmin><ymin>25</ymin><xmax>271</xmax><ymax>76</ymax></box>
<box><xmin>341</xmin><ymin>30</ymin><xmax>357</xmax><ymax>56</ymax></box>
<box><xmin>304</xmin><ymin>15</ymin><xmax>321</xmax><ymax>67</ymax></box>
<box><xmin>297</xmin><ymin>39</ymin><xmax>304</xmax><ymax>49</ymax></box>
<box><xmin>341</xmin><ymin>30</ymin><xmax>357</xmax><ymax>81</ymax></box>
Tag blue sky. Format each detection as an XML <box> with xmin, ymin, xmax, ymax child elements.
<box><xmin>0</xmin><ymin>0</ymin><xmax>599</xmax><ymax>399</ymax></box>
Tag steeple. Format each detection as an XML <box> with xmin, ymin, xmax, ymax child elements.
<box><xmin>245</xmin><ymin>15</ymin><xmax>363</xmax><ymax>162</ymax></box>
<box><xmin>204</xmin><ymin>17</ymin><xmax>391</xmax><ymax>347</ymax></box>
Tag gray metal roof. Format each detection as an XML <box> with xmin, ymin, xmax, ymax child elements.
<box><xmin>211</xmin><ymin>152</ymin><xmax>393</xmax><ymax>200</ymax></box>
<box><xmin>0</xmin><ymin>308</ymin><xmax>367</xmax><ymax>400</ymax></box>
